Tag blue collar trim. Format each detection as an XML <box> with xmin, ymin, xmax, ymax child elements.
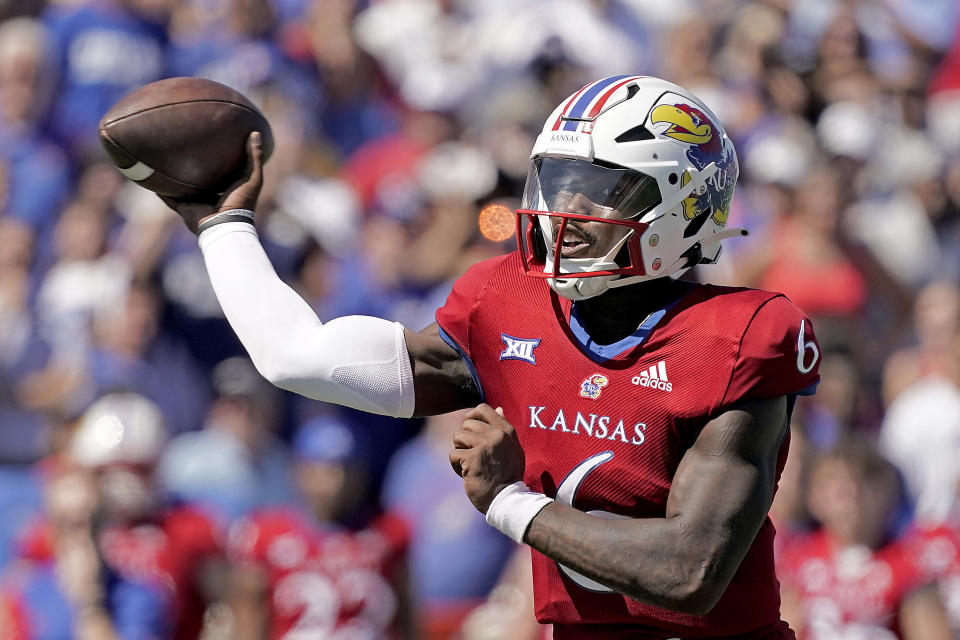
<box><xmin>568</xmin><ymin>283</ymin><xmax>693</xmax><ymax>363</ymax></box>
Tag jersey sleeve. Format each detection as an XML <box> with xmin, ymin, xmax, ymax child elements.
<box><xmin>435</xmin><ymin>256</ymin><xmax>508</xmax><ymax>399</ymax></box>
<box><xmin>435</xmin><ymin>256</ymin><xmax>506</xmax><ymax>357</ymax></box>
<box><xmin>720</xmin><ymin>295</ymin><xmax>820</xmax><ymax>408</ymax></box>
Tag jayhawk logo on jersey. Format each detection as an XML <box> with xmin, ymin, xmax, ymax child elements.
<box><xmin>579</xmin><ymin>374</ymin><xmax>609</xmax><ymax>400</ymax></box>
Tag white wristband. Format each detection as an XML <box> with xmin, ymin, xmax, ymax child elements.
<box><xmin>485</xmin><ymin>481</ymin><xmax>553</xmax><ymax>543</ymax></box>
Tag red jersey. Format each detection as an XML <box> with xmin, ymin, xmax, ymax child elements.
<box><xmin>778</xmin><ymin>530</ymin><xmax>929</xmax><ymax>639</ymax></box>
<box><xmin>16</xmin><ymin>506</ymin><xmax>220</xmax><ymax>640</ymax></box>
<box><xmin>98</xmin><ymin>507</ymin><xmax>222</xmax><ymax>640</ymax></box>
<box><xmin>436</xmin><ymin>252</ymin><xmax>820</xmax><ymax>638</ymax></box>
<box><xmin>0</xmin><ymin>591</ymin><xmax>28</xmax><ymax>640</ymax></box>
<box><xmin>905</xmin><ymin>523</ymin><xmax>960</xmax><ymax>629</ymax></box>
<box><xmin>227</xmin><ymin>508</ymin><xmax>410</xmax><ymax>639</ymax></box>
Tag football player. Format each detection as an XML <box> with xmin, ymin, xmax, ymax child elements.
<box><xmin>164</xmin><ymin>76</ymin><xmax>821</xmax><ymax>638</ymax></box>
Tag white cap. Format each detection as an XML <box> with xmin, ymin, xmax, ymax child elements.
<box><xmin>71</xmin><ymin>393</ymin><xmax>166</xmax><ymax>467</ymax></box>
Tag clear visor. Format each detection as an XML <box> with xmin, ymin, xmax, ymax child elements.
<box><xmin>521</xmin><ymin>156</ymin><xmax>662</xmax><ymax>220</ymax></box>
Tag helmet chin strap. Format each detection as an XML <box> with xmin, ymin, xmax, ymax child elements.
<box><xmin>544</xmin><ymin>229</ymin><xmax>635</xmax><ymax>301</ymax></box>
<box><xmin>548</xmin><ymin>225</ymin><xmax>750</xmax><ymax>300</ymax></box>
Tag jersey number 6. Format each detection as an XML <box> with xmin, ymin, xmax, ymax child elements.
<box><xmin>555</xmin><ymin>451</ymin><xmax>628</xmax><ymax>593</ymax></box>
<box><xmin>796</xmin><ymin>319</ymin><xmax>819</xmax><ymax>374</ymax></box>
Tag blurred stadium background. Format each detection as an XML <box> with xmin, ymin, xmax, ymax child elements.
<box><xmin>0</xmin><ymin>0</ymin><xmax>958</xmax><ymax>637</ymax></box>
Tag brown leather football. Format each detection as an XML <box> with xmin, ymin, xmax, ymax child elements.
<box><xmin>98</xmin><ymin>77</ymin><xmax>274</xmax><ymax>198</ymax></box>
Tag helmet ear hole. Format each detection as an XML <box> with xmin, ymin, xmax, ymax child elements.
<box><xmin>614</xmin><ymin>244</ymin><xmax>632</xmax><ymax>268</ymax></box>
<box><xmin>614</xmin><ymin>125</ymin><xmax>655</xmax><ymax>143</ymax></box>
<box><xmin>683</xmin><ymin>207</ymin><xmax>712</xmax><ymax>239</ymax></box>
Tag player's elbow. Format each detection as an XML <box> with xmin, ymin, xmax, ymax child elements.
<box><xmin>670</xmin><ymin>576</ymin><xmax>726</xmax><ymax>616</ymax></box>
<box><xmin>620</xmin><ymin>572</ymin><xmax>723</xmax><ymax>615</ymax></box>
<box><xmin>652</xmin><ymin>551</ymin><xmax>731</xmax><ymax>615</ymax></box>
<box><xmin>248</xmin><ymin>349</ymin><xmax>307</xmax><ymax>392</ymax></box>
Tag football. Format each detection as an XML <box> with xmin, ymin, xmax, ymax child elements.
<box><xmin>98</xmin><ymin>77</ymin><xmax>274</xmax><ymax>199</ymax></box>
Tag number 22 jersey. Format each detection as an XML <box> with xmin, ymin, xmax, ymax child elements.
<box><xmin>435</xmin><ymin>252</ymin><xmax>821</xmax><ymax>639</ymax></box>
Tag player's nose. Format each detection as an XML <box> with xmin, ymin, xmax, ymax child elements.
<box><xmin>565</xmin><ymin>192</ymin><xmax>596</xmax><ymax>214</ymax></box>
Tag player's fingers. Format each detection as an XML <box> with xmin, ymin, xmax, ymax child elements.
<box><xmin>453</xmin><ymin>428</ymin><xmax>482</xmax><ymax>449</ymax></box>
<box><xmin>466</xmin><ymin>404</ymin><xmax>515</xmax><ymax>437</ymax></box>
<box><xmin>460</xmin><ymin>418</ymin><xmax>495</xmax><ymax>435</ymax></box>
<box><xmin>463</xmin><ymin>403</ymin><xmax>491</xmax><ymax>422</ymax></box>
<box><xmin>449</xmin><ymin>449</ymin><xmax>465</xmax><ymax>477</ymax></box>
<box><xmin>247</xmin><ymin>131</ymin><xmax>264</xmax><ymax>178</ymax></box>
<box><xmin>465</xmin><ymin>403</ymin><xmax>502</xmax><ymax>423</ymax></box>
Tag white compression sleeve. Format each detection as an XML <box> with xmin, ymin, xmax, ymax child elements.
<box><xmin>198</xmin><ymin>221</ymin><xmax>415</xmax><ymax>418</ymax></box>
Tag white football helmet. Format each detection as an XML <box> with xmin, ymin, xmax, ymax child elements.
<box><xmin>516</xmin><ymin>75</ymin><xmax>745</xmax><ymax>301</ymax></box>
<box><xmin>71</xmin><ymin>392</ymin><xmax>167</xmax><ymax>468</ymax></box>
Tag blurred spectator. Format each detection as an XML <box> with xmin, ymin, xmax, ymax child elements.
<box><xmin>167</xmin><ymin>0</ymin><xmax>280</xmax><ymax>93</ymax></box>
<box><xmin>67</xmin><ymin>392</ymin><xmax>225</xmax><ymax>639</ymax></box>
<box><xmin>904</xmin><ymin>520</ymin><xmax>960</xmax><ymax>634</ymax></box>
<box><xmin>0</xmin><ymin>18</ymin><xmax>72</xmax><ymax>235</ymax></box>
<box><xmin>35</xmin><ymin>199</ymin><xmax>130</xmax><ymax>363</ymax></box>
<box><xmin>226</xmin><ymin>415</ymin><xmax>414</xmax><ymax>639</ymax></box>
<box><xmin>880</xmin><ymin>373</ymin><xmax>960</xmax><ymax>527</ymax></box>
<box><xmin>4</xmin><ymin>393</ymin><xmax>228</xmax><ymax>639</ymax></box>
<box><xmin>338</xmin><ymin>107</ymin><xmax>452</xmax><ymax>214</ymax></box>
<box><xmin>769</xmin><ymin>424</ymin><xmax>813</xmax><ymax>551</ymax></box>
<box><xmin>778</xmin><ymin>438</ymin><xmax>952</xmax><ymax>639</ymax></box>
<box><xmin>5</xmin><ymin>464</ymin><xmax>171</xmax><ymax>639</ymax></box>
<box><xmin>157</xmin><ymin>356</ymin><xmax>296</xmax><ymax>521</ymax></box>
<box><xmin>882</xmin><ymin>280</ymin><xmax>960</xmax><ymax>406</ymax></box>
<box><xmin>382</xmin><ymin>409</ymin><xmax>514</xmax><ymax>638</ymax></box>
<box><xmin>298</xmin><ymin>0</ymin><xmax>399</xmax><ymax>157</ymax></box>
<box><xmin>86</xmin><ymin>280</ymin><xmax>209</xmax><ymax>432</ymax></box>
<box><xmin>0</xmin><ymin>218</ymin><xmax>56</xmax><ymax>461</ymax></box>
<box><xmin>741</xmin><ymin>166</ymin><xmax>868</xmax><ymax>322</ymax></box>
<box><xmin>42</xmin><ymin>0</ymin><xmax>169</xmax><ymax>158</ymax></box>
<box><xmin>801</xmin><ymin>347</ymin><xmax>869</xmax><ymax>448</ymax></box>
<box><xmin>845</xmin><ymin>129</ymin><xmax>945</xmax><ymax>289</ymax></box>
<box><xmin>459</xmin><ymin>546</ymin><xmax>540</xmax><ymax>640</ymax></box>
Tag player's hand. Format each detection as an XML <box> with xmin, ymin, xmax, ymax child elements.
<box><xmin>159</xmin><ymin>131</ymin><xmax>265</xmax><ymax>234</ymax></box>
<box><xmin>450</xmin><ymin>404</ymin><xmax>525</xmax><ymax>514</ymax></box>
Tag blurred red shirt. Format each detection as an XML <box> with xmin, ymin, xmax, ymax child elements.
<box><xmin>228</xmin><ymin>507</ymin><xmax>410</xmax><ymax>639</ymax></box>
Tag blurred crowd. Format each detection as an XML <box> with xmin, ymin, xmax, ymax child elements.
<box><xmin>0</xmin><ymin>0</ymin><xmax>957</xmax><ymax>637</ymax></box>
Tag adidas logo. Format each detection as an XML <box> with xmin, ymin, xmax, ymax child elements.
<box><xmin>632</xmin><ymin>361</ymin><xmax>672</xmax><ymax>392</ymax></box>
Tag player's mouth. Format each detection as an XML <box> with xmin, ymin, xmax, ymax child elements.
<box><xmin>558</xmin><ymin>226</ymin><xmax>593</xmax><ymax>258</ymax></box>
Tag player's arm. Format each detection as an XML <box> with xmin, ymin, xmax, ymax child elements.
<box><xmin>451</xmin><ymin>396</ymin><xmax>788</xmax><ymax>615</ymax></box>
<box><xmin>225</xmin><ymin>563</ymin><xmax>270</xmax><ymax>640</ymax></box>
<box><xmin>163</xmin><ymin>133</ymin><xmax>479</xmax><ymax>418</ymax></box>
<box><xmin>899</xmin><ymin>583</ymin><xmax>952</xmax><ymax>640</ymax></box>
<box><xmin>405</xmin><ymin>323</ymin><xmax>483</xmax><ymax>415</ymax></box>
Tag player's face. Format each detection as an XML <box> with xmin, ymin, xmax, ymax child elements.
<box><xmin>548</xmin><ymin>196</ymin><xmax>633</xmax><ymax>261</ymax></box>
<box><xmin>526</xmin><ymin>157</ymin><xmax>661</xmax><ymax>261</ymax></box>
